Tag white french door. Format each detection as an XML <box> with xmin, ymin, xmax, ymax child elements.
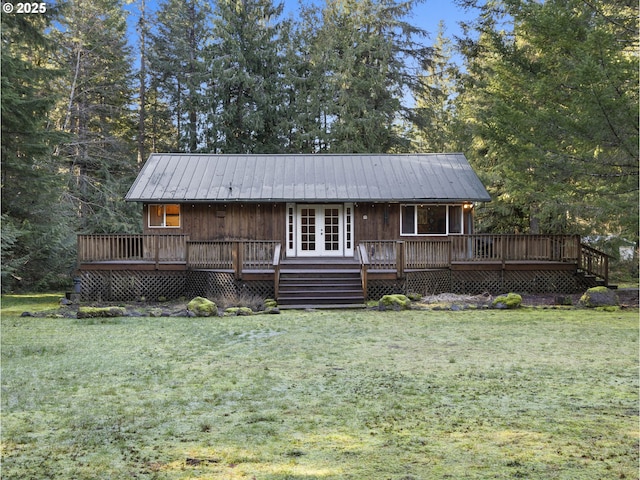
<box><xmin>297</xmin><ymin>205</ymin><xmax>343</xmax><ymax>257</ymax></box>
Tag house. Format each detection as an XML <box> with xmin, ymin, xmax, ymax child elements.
<box><xmin>77</xmin><ymin>153</ymin><xmax>611</xmax><ymax>306</ymax></box>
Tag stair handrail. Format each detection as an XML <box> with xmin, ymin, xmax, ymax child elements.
<box><xmin>357</xmin><ymin>243</ymin><xmax>370</xmax><ymax>300</ymax></box>
<box><xmin>273</xmin><ymin>243</ymin><xmax>282</xmax><ymax>299</ymax></box>
<box><xmin>579</xmin><ymin>243</ymin><xmax>611</xmax><ymax>286</ymax></box>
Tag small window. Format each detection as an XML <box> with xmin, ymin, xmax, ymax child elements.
<box><xmin>148</xmin><ymin>204</ymin><xmax>181</xmax><ymax>228</ymax></box>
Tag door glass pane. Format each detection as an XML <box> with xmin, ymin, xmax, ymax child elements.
<box><xmin>324</xmin><ymin>208</ymin><xmax>340</xmax><ymax>251</ymax></box>
<box><xmin>301</xmin><ymin>208</ymin><xmax>316</xmax><ymax>251</ymax></box>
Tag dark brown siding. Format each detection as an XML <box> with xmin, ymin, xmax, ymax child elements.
<box><xmin>354</xmin><ymin>203</ymin><xmax>401</xmax><ymax>241</ymax></box>
<box><xmin>143</xmin><ymin>203</ymin><xmax>286</xmax><ymax>243</ymax></box>
<box><xmin>141</xmin><ymin>201</ymin><xmax>473</xmax><ymax>243</ymax></box>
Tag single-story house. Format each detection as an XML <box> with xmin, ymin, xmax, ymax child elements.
<box><xmin>77</xmin><ymin>153</ymin><xmax>610</xmax><ymax>306</ymax></box>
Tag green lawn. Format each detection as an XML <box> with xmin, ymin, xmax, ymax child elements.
<box><xmin>1</xmin><ymin>297</ymin><xmax>638</xmax><ymax>479</ymax></box>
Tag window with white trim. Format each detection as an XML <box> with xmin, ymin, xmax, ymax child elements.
<box><xmin>148</xmin><ymin>204</ymin><xmax>181</xmax><ymax>228</ymax></box>
<box><xmin>401</xmin><ymin>204</ymin><xmax>464</xmax><ymax>235</ymax></box>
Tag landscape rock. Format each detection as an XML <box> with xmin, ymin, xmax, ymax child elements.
<box><xmin>492</xmin><ymin>293</ymin><xmax>522</xmax><ymax>309</ymax></box>
<box><xmin>224</xmin><ymin>307</ymin><xmax>253</xmax><ymax>316</ymax></box>
<box><xmin>379</xmin><ymin>294</ymin><xmax>412</xmax><ymax>311</ymax></box>
<box><xmin>579</xmin><ymin>287</ymin><xmax>619</xmax><ymax>308</ymax></box>
<box><xmin>187</xmin><ymin>297</ymin><xmax>217</xmax><ymax>317</ymax></box>
<box><xmin>77</xmin><ymin>306</ymin><xmax>127</xmax><ymax>318</ymax></box>
<box><xmin>264</xmin><ymin>299</ymin><xmax>278</xmax><ymax>308</ymax></box>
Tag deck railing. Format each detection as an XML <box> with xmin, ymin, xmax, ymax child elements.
<box><xmin>78</xmin><ymin>234</ymin><xmax>609</xmax><ymax>284</ymax></box>
<box><xmin>580</xmin><ymin>244</ymin><xmax>610</xmax><ymax>286</ymax></box>
<box><xmin>187</xmin><ymin>241</ymin><xmax>234</xmax><ymax>270</ymax></box>
<box><xmin>185</xmin><ymin>240</ymin><xmax>280</xmax><ymax>276</ymax></box>
<box><xmin>449</xmin><ymin>234</ymin><xmax>581</xmax><ymax>263</ymax></box>
<box><xmin>77</xmin><ymin>234</ymin><xmax>189</xmax><ymax>263</ymax></box>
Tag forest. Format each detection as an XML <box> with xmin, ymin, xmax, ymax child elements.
<box><xmin>1</xmin><ymin>0</ymin><xmax>638</xmax><ymax>291</ymax></box>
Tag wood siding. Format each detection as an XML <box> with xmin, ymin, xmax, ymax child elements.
<box><xmin>143</xmin><ymin>203</ymin><xmax>286</xmax><ymax>243</ymax></box>
<box><xmin>353</xmin><ymin>203</ymin><xmax>473</xmax><ymax>242</ymax></box>
<box><xmin>142</xmin><ymin>202</ymin><xmax>473</xmax><ymax>245</ymax></box>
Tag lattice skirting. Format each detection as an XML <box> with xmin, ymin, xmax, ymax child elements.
<box><xmin>451</xmin><ymin>269</ymin><xmax>579</xmax><ymax>295</ymax></box>
<box><xmin>406</xmin><ymin>270</ymin><xmax>452</xmax><ymax>296</ymax></box>
<box><xmin>82</xmin><ymin>268</ymin><xmax>580</xmax><ymax>302</ymax></box>
<box><xmin>367</xmin><ymin>279</ymin><xmax>406</xmax><ymax>301</ymax></box>
<box><xmin>186</xmin><ymin>272</ymin><xmax>275</xmax><ymax>299</ymax></box>
<box><xmin>83</xmin><ymin>270</ymin><xmax>275</xmax><ymax>302</ymax></box>
<box><xmin>81</xmin><ymin>271</ymin><xmax>186</xmax><ymax>302</ymax></box>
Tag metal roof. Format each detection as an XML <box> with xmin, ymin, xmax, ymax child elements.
<box><xmin>125</xmin><ymin>153</ymin><xmax>491</xmax><ymax>203</ymax></box>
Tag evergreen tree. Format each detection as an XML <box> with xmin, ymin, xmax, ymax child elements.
<box><xmin>298</xmin><ymin>0</ymin><xmax>432</xmax><ymax>153</ymax></box>
<box><xmin>52</xmin><ymin>0</ymin><xmax>139</xmax><ymax>233</ymax></box>
<box><xmin>1</xmin><ymin>10</ymin><xmax>75</xmax><ymax>290</ymax></box>
<box><xmin>147</xmin><ymin>0</ymin><xmax>210</xmax><ymax>152</ymax></box>
<box><xmin>457</xmin><ymin>0</ymin><xmax>638</xmax><ymax>238</ymax></box>
<box><xmin>411</xmin><ymin>22</ymin><xmax>460</xmax><ymax>152</ymax></box>
<box><xmin>207</xmin><ymin>0</ymin><xmax>288</xmax><ymax>153</ymax></box>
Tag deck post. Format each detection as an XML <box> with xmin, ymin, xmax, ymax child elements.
<box><xmin>233</xmin><ymin>241</ymin><xmax>243</xmax><ymax>280</ymax></box>
<box><xmin>357</xmin><ymin>244</ymin><xmax>370</xmax><ymax>300</ymax></box>
<box><xmin>273</xmin><ymin>243</ymin><xmax>281</xmax><ymax>299</ymax></box>
<box><xmin>396</xmin><ymin>241</ymin><xmax>405</xmax><ymax>279</ymax></box>
<box><xmin>154</xmin><ymin>236</ymin><xmax>159</xmax><ymax>269</ymax></box>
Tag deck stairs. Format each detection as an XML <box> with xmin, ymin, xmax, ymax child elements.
<box><xmin>277</xmin><ymin>258</ymin><xmax>366</xmax><ymax>309</ymax></box>
<box><xmin>576</xmin><ymin>269</ymin><xmax>614</xmax><ymax>289</ymax></box>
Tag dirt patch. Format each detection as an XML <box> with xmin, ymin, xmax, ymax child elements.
<box><xmin>417</xmin><ymin>289</ymin><xmax>639</xmax><ymax>310</ymax></box>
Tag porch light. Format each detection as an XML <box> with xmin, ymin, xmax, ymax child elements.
<box><xmin>463</xmin><ymin>203</ymin><xmax>474</xmax><ymax>210</ymax></box>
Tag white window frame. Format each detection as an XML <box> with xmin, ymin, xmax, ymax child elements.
<box><xmin>286</xmin><ymin>203</ymin><xmax>296</xmax><ymax>257</ymax></box>
<box><xmin>343</xmin><ymin>203</ymin><xmax>354</xmax><ymax>257</ymax></box>
<box><xmin>400</xmin><ymin>204</ymin><xmax>465</xmax><ymax>236</ymax></box>
<box><xmin>148</xmin><ymin>204</ymin><xmax>181</xmax><ymax>228</ymax></box>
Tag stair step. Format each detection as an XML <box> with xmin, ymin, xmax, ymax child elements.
<box><xmin>278</xmin><ymin>297</ymin><xmax>365</xmax><ymax>305</ymax></box>
<box><xmin>280</xmin><ymin>268</ymin><xmax>360</xmax><ymax>275</ymax></box>
<box><xmin>279</xmin><ymin>303</ymin><xmax>367</xmax><ymax>310</ymax></box>
<box><xmin>276</xmin><ymin>261</ymin><xmax>365</xmax><ymax>306</ymax></box>
<box><xmin>278</xmin><ymin>288</ymin><xmax>363</xmax><ymax>295</ymax></box>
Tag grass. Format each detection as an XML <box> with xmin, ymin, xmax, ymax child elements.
<box><xmin>1</xmin><ymin>296</ymin><xmax>638</xmax><ymax>479</ymax></box>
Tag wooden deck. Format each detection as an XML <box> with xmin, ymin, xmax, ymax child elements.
<box><xmin>77</xmin><ymin>234</ymin><xmax>611</xmax><ymax>302</ymax></box>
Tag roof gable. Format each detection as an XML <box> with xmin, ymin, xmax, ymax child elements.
<box><xmin>125</xmin><ymin>153</ymin><xmax>491</xmax><ymax>203</ymax></box>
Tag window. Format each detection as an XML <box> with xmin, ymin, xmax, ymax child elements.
<box><xmin>449</xmin><ymin>206</ymin><xmax>462</xmax><ymax>234</ymax></box>
<box><xmin>401</xmin><ymin>204</ymin><xmax>464</xmax><ymax>236</ymax></box>
<box><xmin>148</xmin><ymin>204</ymin><xmax>180</xmax><ymax>228</ymax></box>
